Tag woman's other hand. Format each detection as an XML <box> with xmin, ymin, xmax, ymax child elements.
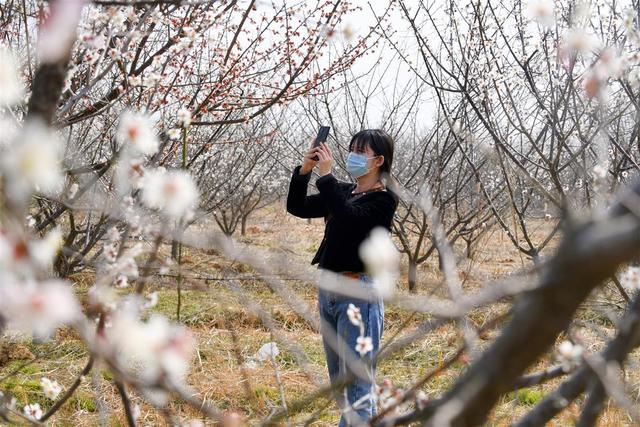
<box><xmin>316</xmin><ymin>142</ymin><xmax>333</xmax><ymax>177</ymax></box>
<box><xmin>300</xmin><ymin>140</ymin><xmax>321</xmax><ymax>175</ymax></box>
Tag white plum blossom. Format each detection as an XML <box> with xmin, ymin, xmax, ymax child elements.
<box><xmin>105</xmin><ymin>310</ymin><xmax>195</xmax><ymax>383</ymax></box>
<box><xmin>622</xmin><ymin>9</ymin><xmax>635</xmax><ymax>34</ymax></box>
<box><xmin>0</xmin><ymin>279</ymin><xmax>81</xmax><ymax>338</ymax></box>
<box><xmin>255</xmin><ymin>342</ymin><xmax>280</xmax><ymax>361</ymax></box>
<box><xmin>359</xmin><ymin>227</ymin><xmax>399</xmax><ymax>274</ymax></box>
<box><xmin>29</xmin><ymin>228</ymin><xmax>63</xmax><ymax>269</ymax></box>
<box><xmin>129</xmin><ymin>75</ymin><xmax>142</xmax><ymax>87</ymax></box>
<box><xmin>116</xmin><ymin>111</ymin><xmax>159</xmax><ymax>157</ymax></box>
<box><xmin>182</xmin><ymin>26</ymin><xmax>197</xmax><ymax>41</ymax></box>
<box><xmin>115</xmin><ymin>274</ymin><xmax>129</xmax><ymax>288</ymax></box>
<box><xmin>103</xmin><ymin>242</ymin><xmax>118</xmax><ymax>263</ymax></box>
<box><xmin>347</xmin><ymin>303</ymin><xmax>362</xmax><ymax>326</ymax></box>
<box><xmin>526</xmin><ymin>0</ymin><xmax>555</xmax><ymax>28</ymax></box>
<box><xmin>41</xmin><ymin>377</ymin><xmax>62</xmax><ymax>400</ymax></box>
<box><xmin>87</xmin><ymin>284</ymin><xmax>118</xmax><ymax>312</ymax></box>
<box><xmin>0</xmin><ymin>46</ymin><xmax>23</xmax><ymax>106</ymax></box>
<box><xmin>1</xmin><ymin>121</ymin><xmax>64</xmax><ymax>202</ymax></box>
<box><xmin>106</xmin><ymin>226</ymin><xmax>120</xmax><ymax>242</ymax></box>
<box><xmin>359</xmin><ymin>227</ymin><xmax>400</xmax><ymax>297</ymax></box>
<box><xmin>142</xmin><ymin>168</ymin><xmax>199</xmax><ymax>218</ymax></box>
<box><xmin>592</xmin><ymin>164</ymin><xmax>607</xmax><ymax>181</ymax></box>
<box><xmin>564</xmin><ymin>28</ymin><xmax>600</xmax><ymax>55</ymax></box>
<box><xmin>114</xmin><ymin>156</ymin><xmax>147</xmax><ymax>196</ymax></box>
<box><xmin>620</xmin><ymin>266</ymin><xmax>640</xmax><ymax>293</ymax></box>
<box><xmin>0</xmin><ymin>228</ymin><xmax>63</xmax><ymax>274</ymax></box>
<box><xmin>415</xmin><ymin>390</ymin><xmax>430</xmax><ymax>410</ymax></box>
<box><xmin>177</xmin><ymin>108</ymin><xmax>192</xmax><ymax>127</ymax></box>
<box><xmin>355</xmin><ymin>336</ymin><xmax>373</xmax><ymax>357</ymax></box>
<box><xmin>103</xmin><ymin>243</ymin><xmax>141</xmax><ymax>280</ymax></box>
<box><xmin>147</xmin><ymin>72</ymin><xmax>162</xmax><ymax>85</ymax></box>
<box><xmin>167</xmin><ymin>128</ymin><xmax>182</xmax><ymax>140</ymax></box>
<box><xmin>595</xmin><ymin>48</ymin><xmax>626</xmax><ymax>79</ymax></box>
<box><xmin>375</xmin><ymin>379</ymin><xmax>404</xmax><ymax>413</ymax></box>
<box><xmin>556</xmin><ymin>340</ymin><xmax>584</xmax><ymax>372</ymax></box>
<box><xmin>81</xmin><ymin>33</ymin><xmax>106</xmax><ymax>50</ymax></box>
<box><xmin>23</xmin><ymin>402</ymin><xmax>42</xmax><ymax>421</ymax></box>
<box><xmin>143</xmin><ymin>292</ymin><xmax>158</xmax><ymax>309</ymax></box>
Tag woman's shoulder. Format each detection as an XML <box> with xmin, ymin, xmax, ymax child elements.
<box><xmin>336</xmin><ymin>181</ymin><xmax>357</xmax><ymax>191</ymax></box>
<box><xmin>352</xmin><ymin>187</ymin><xmax>398</xmax><ymax>206</ymax></box>
<box><xmin>374</xmin><ymin>189</ymin><xmax>399</xmax><ymax>206</ymax></box>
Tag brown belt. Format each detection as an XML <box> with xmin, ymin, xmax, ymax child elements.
<box><xmin>341</xmin><ymin>271</ymin><xmax>361</xmax><ymax>279</ymax></box>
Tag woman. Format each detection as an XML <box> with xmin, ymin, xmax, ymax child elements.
<box><xmin>286</xmin><ymin>129</ymin><xmax>398</xmax><ymax>426</ymax></box>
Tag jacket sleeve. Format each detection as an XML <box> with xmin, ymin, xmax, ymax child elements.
<box><xmin>315</xmin><ymin>173</ymin><xmax>397</xmax><ymax>228</ymax></box>
<box><xmin>286</xmin><ymin>165</ymin><xmax>329</xmax><ymax>219</ymax></box>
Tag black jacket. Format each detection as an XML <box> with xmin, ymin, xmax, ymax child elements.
<box><xmin>286</xmin><ymin>165</ymin><xmax>398</xmax><ymax>273</ymax></box>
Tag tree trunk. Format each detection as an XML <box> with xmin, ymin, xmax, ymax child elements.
<box><xmin>465</xmin><ymin>238</ymin><xmax>475</xmax><ymax>260</ymax></box>
<box><xmin>241</xmin><ymin>214</ymin><xmax>249</xmax><ymax>236</ymax></box>
<box><xmin>408</xmin><ymin>259</ymin><xmax>418</xmax><ymax>292</ymax></box>
<box><xmin>171</xmin><ymin>239</ymin><xmax>179</xmax><ymax>259</ymax></box>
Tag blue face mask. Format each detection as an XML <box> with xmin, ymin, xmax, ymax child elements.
<box><xmin>346</xmin><ymin>152</ymin><xmax>379</xmax><ymax>178</ymax></box>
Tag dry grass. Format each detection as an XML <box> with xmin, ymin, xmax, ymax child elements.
<box><xmin>0</xmin><ymin>202</ymin><xmax>638</xmax><ymax>426</ymax></box>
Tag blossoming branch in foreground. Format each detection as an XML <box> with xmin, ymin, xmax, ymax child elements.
<box><xmin>1</xmin><ymin>120</ymin><xmax>64</xmax><ymax>205</ymax></box>
<box><xmin>355</xmin><ymin>336</ymin><xmax>373</xmax><ymax>357</ymax></box>
<box><xmin>347</xmin><ymin>303</ymin><xmax>362</xmax><ymax>326</ymax></box>
<box><xmin>100</xmin><ymin>304</ymin><xmax>195</xmax><ymax>395</ymax></box>
<box><xmin>0</xmin><ymin>45</ymin><xmax>23</xmax><ymax>106</ymax></box>
<box><xmin>556</xmin><ymin>340</ymin><xmax>584</xmax><ymax>372</ymax></box>
<box><xmin>0</xmin><ymin>228</ymin><xmax>63</xmax><ymax>276</ymax></box>
<box><xmin>359</xmin><ymin>226</ymin><xmax>400</xmax><ymax>297</ymax></box>
<box><xmin>23</xmin><ymin>402</ymin><xmax>42</xmax><ymax>421</ymax></box>
<box><xmin>0</xmin><ymin>279</ymin><xmax>81</xmax><ymax>339</ymax></box>
<box><xmin>41</xmin><ymin>377</ymin><xmax>63</xmax><ymax>400</ymax></box>
<box><xmin>141</xmin><ymin>168</ymin><xmax>199</xmax><ymax>219</ymax></box>
<box><xmin>620</xmin><ymin>265</ymin><xmax>640</xmax><ymax>293</ymax></box>
<box><xmin>526</xmin><ymin>0</ymin><xmax>554</xmax><ymax>29</ymax></box>
<box><xmin>116</xmin><ymin>111</ymin><xmax>160</xmax><ymax>157</ymax></box>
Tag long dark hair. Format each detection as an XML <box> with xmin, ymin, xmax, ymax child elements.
<box><xmin>348</xmin><ymin>129</ymin><xmax>398</xmax><ymax>202</ymax></box>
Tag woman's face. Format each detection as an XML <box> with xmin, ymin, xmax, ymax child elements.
<box><xmin>351</xmin><ymin>143</ymin><xmax>384</xmax><ymax>172</ymax></box>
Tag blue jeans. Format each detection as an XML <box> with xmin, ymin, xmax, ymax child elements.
<box><xmin>318</xmin><ymin>273</ymin><xmax>384</xmax><ymax>426</ymax></box>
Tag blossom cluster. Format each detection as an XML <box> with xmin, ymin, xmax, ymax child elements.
<box><xmin>359</xmin><ymin>227</ymin><xmax>400</xmax><ymax>298</ymax></box>
<box><xmin>556</xmin><ymin>340</ymin><xmax>584</xmax><ymax>372</ymax></box>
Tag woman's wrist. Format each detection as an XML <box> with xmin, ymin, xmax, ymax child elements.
<box><xmin>299</xmin><ymin>165</ymin><xmax>312</xmax><ymax>175</ymax></box>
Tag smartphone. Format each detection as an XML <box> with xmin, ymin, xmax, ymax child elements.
<box><xmin>312</xmin><ymin>126</ymin><xmax>330</xmax><ymax>161</ymax></box>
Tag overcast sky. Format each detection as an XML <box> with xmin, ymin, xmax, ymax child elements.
<box><xmin>327</xmin><ymin>0</ymin><xmax>439</xmax><ymax>128</ymax></box>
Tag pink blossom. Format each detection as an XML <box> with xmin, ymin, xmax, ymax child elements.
<box><xmin>142</xmin><ymin>168</ymin><xmax>199</xmax><ymax>218</ymax></box>
<box><xmin>23</xmin><ymin>402</ymin><xmax>42</xmax><ymax>421</ymax></box>
<box><xmin>355</xmin><ymin>336</ymin><xmax>373</xmax><ymax>356</ymax></box>
<box><xmin>0</xmin><ymin>279</ymin><xmax>81</xmax><ymax>338</ymax></box>
<box><xmin>40</xmin><ymin>377</ymin><xmax>62</xmax><ymax>399</ymax></box>
<box><xmin>106</xmin><ymin>311</ymin><xmax>195</xmax><ymax>383</ymax></box>
<box><xmin>116</xmin><ymin>111</ymin><xmax>159</xmax><ymax>157</ymax></box>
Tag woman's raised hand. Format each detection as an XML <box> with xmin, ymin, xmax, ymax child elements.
<box><xmin>316</xmin><ymin>141</ymin><xmax>333</xmax><ymax>177</ymax></box>
<box><xmin>300</xmin><ymin>140</ymin><xmax>321</xmax><ymax>175</ymax></box>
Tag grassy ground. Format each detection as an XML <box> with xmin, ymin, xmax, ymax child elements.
<box><xmin>0</xmin><ymin>201</ymin><xmax>637</xmax><ymax>426</ymax></box>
